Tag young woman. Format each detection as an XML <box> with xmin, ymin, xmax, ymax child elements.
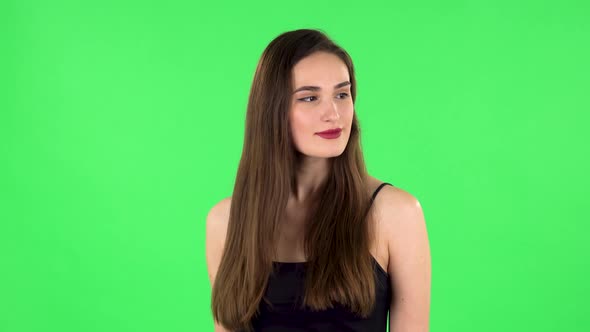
<box><xmin>205</xmin><ymin>29</ymin><xmax>431</xmax><ymax>332</ymax></box>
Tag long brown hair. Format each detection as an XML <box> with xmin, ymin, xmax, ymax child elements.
<box><xmin>211</xmin><ymin>28</ymin><xmax>378</xmax><ymax>332</ymax></box>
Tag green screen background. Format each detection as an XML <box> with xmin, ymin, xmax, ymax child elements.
<box><xmin>2</xmin><ymin>1</ymin><xmax>589</xmax><ymax>331</ymax></box>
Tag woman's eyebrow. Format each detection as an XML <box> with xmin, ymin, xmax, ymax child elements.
<box><xmin>292</xmin><ymin>81</ymin><xmax>351</xmax><ymax>94</ymax></box>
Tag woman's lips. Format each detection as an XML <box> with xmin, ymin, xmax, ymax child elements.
<box><xmin>316</xmin><ymin>128</ymin><xmax>342</xmax><ymax>139</ymax></box>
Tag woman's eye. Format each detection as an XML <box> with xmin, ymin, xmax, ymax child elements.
<box><xmin>298</xmin><ymin>96</ymin><xmax>317</xmax><ymax>102</ymax></box>
<box><xmin>298</xmin><ymin>93</ymin><xmax>349</xmax><ymax>102</ymax></box>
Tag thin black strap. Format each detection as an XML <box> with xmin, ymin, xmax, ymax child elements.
<box><xmin>370</xmin><ymin>182</ymin><xmax>393</xmax><ymax>202</ymax></box>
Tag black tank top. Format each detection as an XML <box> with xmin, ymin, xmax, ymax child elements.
<box><xmin>246</xmin><ymin>182</ymin><xmax>394</xmax><ymax>332</ymax></box>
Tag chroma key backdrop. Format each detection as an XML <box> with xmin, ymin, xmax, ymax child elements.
<box><xmin>1</xmin><ymin>1</ymin><xmax>589</xmax><ymax>331</ymax></box>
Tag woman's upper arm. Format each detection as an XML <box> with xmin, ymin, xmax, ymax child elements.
<box><xmin>205</xmin><ymin>197</ymin><xmax>233</xmax><ymax>332</ymax></box>
<box><xmin>380</xmin><ymin>188</ymin><xmax>431</xmax><ymax>332</ymax></box>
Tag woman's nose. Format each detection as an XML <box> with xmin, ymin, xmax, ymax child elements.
<box><xmin>321</xmin><ymin>100</ymin><xmax>340</xmax><ymax>120</ymax></box>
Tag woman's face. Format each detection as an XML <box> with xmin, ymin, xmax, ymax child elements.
<box><xmin>289</xmin><ymin>51</ymin><xmax>354</xmax><ymax>158</ymax></box>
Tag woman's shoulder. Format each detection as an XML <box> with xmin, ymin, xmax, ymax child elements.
<box><xmin>208</xmin><ymin>197</ymin><xmax>232</xmax><ymax>221</ymax></box>
<box><xmin>366</xmin><ymin>175</ymin><xmax>415</xmax><ymax>206</ymax></box>
<box><xmin>205</xmin><ymin>197</ymin><xmax>232</xmax><ymax>286</ymax></box>
<box><xmin>366</xmin><ymin>175</ymin><xmax>422</xmax><ymax>242</ymax></box>
<box><xmin>366</xmin><ymin>174</ymin><xmax>425</xmax><ymax>268</ymax></box>
<box><xmin>206</xmin><ymin>196</ymin><xmax>232</xmax><ymax>242</ymax></box>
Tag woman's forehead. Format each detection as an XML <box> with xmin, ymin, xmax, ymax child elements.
<box><xmin>292</xmin><ymin>53</ymin><xmax>350</xmax><ymax>89</ymax></box>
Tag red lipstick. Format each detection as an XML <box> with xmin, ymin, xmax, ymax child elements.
<box><xmin>316</xmin><ymin>128</ymin><xmax>342</xmax><ymax>139</ymax></box>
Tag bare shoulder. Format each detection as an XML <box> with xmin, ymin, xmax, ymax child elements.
<box><xmin>206</xmin><ymin>197</ymin><xmax>232</xmax><ymax>247</ymax></box>
<box><xmin>366</xmin><ymin>176</ymin><xmax>421</xmax><ymax>270</ymax></box>
<box><xmin>206</xmin><ymin>197</ymin><xmax>232</xmax><ymax>228</ymax></box>
<box><xmin>371</xmin><ymin>180</ymin><xmax>428</xmax><ymax>261</ymax></box>
<box><xmin>366</xmin><ymin>175</ymin><xmax>423</xmax><ymax>226</ymax></box>
<box><xmin>367</xmin><ymin>174</ymin><xmax>429</xmax><ymax>261</ymax></box>
<box><xmin>368</xmin><ymin>178</ymin><xmax>431</xmax><ymax>329</ymax></box>
<box><xmin>205</xmin><ymin>197</ymin><xmax>232</xmax><ymax>286</ymax></box>
<box><xmin>369</xmin><ymin>179</ymin><xmax>424</xmax><ymax>224</ymax></box>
